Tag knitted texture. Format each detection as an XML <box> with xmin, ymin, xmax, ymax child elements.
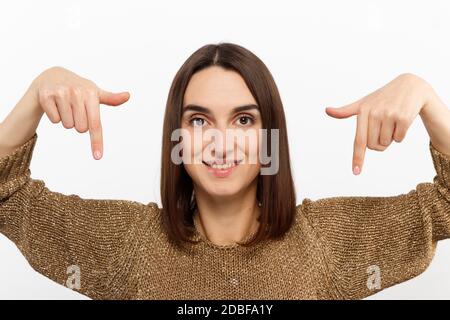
<box><xmin>0</xmin><ymin>133</ymin><xmax>449</xmax><ymax>299</ymax></box>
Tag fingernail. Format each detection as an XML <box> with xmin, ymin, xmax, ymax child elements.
<box><xmin>353</xmin><ymin>166</ymin><xmax>360</xmax><ymax>175</ymax></box>
<box><xmin>94</xmin><ymin>150</ymin><xmax>102</xmax><ymax>160</ymax></box>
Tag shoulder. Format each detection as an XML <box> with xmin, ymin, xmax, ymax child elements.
<box><xmin>142</xmin><ymin>201</ymin><xmax>164</xmax><ymax>229</ymax></box>
<box><xmin>287</xmin><ymin>200</ymin><xmax>320</xmax><ymax>243</ymax></box>
<box><xmin>294</xmin><ymin>198</ymin><xmax>316</xmax><ymax>227</ymax></box>
<box><xmin>135</xmin><ymin>202</ymin><xmax>168</xmax><ymax>242</ymax></box>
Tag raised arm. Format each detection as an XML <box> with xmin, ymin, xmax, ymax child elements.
<box><xmin>303</xmin><ymin>73</ymin><xmax>450</xmax><ymax>299</ymax></box>
<box><xmin>0</xmin><ymin>66</ymin><xmax>130</xmax><ymax>159</ymax></box>
<box><xmin>301</xmin><ymin>140</ymin><xmax>450</xmax><ymax>299</ymax></box>
<box><xmin>0</xmin><ymin>67</ymin><xmax>156</xmax><ymax>299</ymax></box>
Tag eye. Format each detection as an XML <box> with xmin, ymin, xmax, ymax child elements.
<box><xmin>189</xmin><ymin>117</ymin><xmax>207</xmax><ymax>127</ymax></box>
<box><xmin>236</xmin><ymin>115</ymin><xmax>254</xmax><ymax>126</ymax></box>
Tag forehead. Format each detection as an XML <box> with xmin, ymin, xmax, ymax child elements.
<box><xmin>183</xmin><ymin>66</ymin><xmax>257</xmax><ymax>110</ymax></box>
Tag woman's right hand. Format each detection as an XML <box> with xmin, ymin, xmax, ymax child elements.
<box><xmin>32</xmin><ymin>66</ymin><xmax>130</xmax><ymax>160</ymax></box>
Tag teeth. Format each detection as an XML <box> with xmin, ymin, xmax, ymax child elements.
<box><xmin>211</xmin><ymin>162</ymin><xmax>234</xmax><ymax>170</ymax></box>
<box><xmin>205</xmin><ymin>161</ymin><xmax>241</xmax><ymax>170</ymax></box>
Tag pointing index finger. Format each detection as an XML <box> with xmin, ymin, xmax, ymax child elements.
<box><xmin>85</xmin><ymin>93</ymin><xmax>103</xmax><ymax>160</ymax></box>
<box><xmin>353</xmin><ymin>109</ymin><xmax>368</xmax><ymax>175</ymax></box>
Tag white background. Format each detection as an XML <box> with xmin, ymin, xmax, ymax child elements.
<box><xmin>1</xmin><ymin>0</ymin><xmax>449</xmax><ymax>299</ymax></box>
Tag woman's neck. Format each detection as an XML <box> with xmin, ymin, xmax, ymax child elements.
<box><xmin>193</xmin><ymin>183</ymin><xmax>260</xmax><ymax>246</ymax></box>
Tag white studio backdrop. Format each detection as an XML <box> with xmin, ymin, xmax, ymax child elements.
<box><xmin>0</xmin><ymin>0</ymin><xmax>449</xmax><ymax>299</ymax></box>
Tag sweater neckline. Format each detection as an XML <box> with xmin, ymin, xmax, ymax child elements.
<box><xmin>192</xmin><ymin>209</ymin><xmax>258</xmax><ymax>250</ymax></box>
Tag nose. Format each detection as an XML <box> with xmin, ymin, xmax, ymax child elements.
<box><xmin>206</xmin><ymin>125</ymin><xmax>237</xmax><ymax>163</ymax></box>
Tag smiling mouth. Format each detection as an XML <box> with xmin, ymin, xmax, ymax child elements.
<box><xmin>202</xmin><ymin>159</ymin><xmax>243</xmax><ymax>170</ymax></box>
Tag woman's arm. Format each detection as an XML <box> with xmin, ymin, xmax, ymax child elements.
<box><xmin>420</xmin><ymin>83</ymin><xmax>450</xmax><ymax>156</ymax></box>
<box><xmin>326</xmin><ymin>73</ymin><xmax>450</xmax><ymax>173</ymax></box>
<box><xmin>0</xmin><ymin>66</ymin><xmax>130</xmax><ymax>159</ymax></box>
<box><xmin>0</xmin><ymin>75</ymin><xmax>44</xmax><ymax>158</ymax></box>
<box><xmin>301</xmin><ymin>152</ymin><xmax>450</xmax><ymax>299</ymax></box>
<box><xmin>303</xmin><ymin>74</ymin><xmax>450</xmax><ymax>299</ymax></box>
<box><xmin>0</xmin><ymin>67</ymin><xmax>157</xmax><ymax>299</ymax></box>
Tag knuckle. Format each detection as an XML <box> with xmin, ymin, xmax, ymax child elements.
<box><xmin>75</xmin><ymin>124</ymin><xmax>89</xmax><ymax>133</ymax></box>
<box><xmin>369</xmin><ymin>109</ymin><xmax>382</xmax><ymax>120</ymax></box>
<box><xmin>354</xmin><ymin>138</ymin><xmax>364</xmax><ymax>148</ymax></box>
<box><xmin>39</xmin><ymin>88</ymin><xmax>53</xmax><ymax>100</ymax></box>
<box><xmin>369</xmin><ymin>143</ymin><xmax>385</xmax><ymax>151</ymax></box>
<box><xmin>353</xmin><ymin>137</ymin><xmax>366</xmax><ymax>151</ymax></box>
<box><xmin>48</xmin><ymin>113</ymin><xmax>61</xmax><ymax>123</ymax></box>
<box><xmin>357</xmin><ymin>102</ymin><xmax>369</xmax><ymax>114</ymax></box>
<box><xmin>397</xmin><ymin>114</ymin><xmax>411</xmax><ymax>125</ymax></box>
<box><xmin>389</xmin><ymin>109</ymin><xmax>400</xmax><ymax>119</ymax></box>
<box><xmin>85</xmin><ymin>87</ymin><xmax>98</xmax><ymax>98</ymax></box>
<box><xmin>395</xmin><ymin>119</ymin><xmax>407</xmax><ymax>130</ymax></box>
<box><xmin>358</xmin><ymin>102</ymin><xmax>370</xmax><ymax>117</ymax></box>
<box><xmin>62</xmin><ymin>121</ymin><xmax>74</xmax><ymax>129</ymax></box>
<box><xmin>353</xmin><ymin>135</ymin><xmax>363</xmax><ymax>146</ymax></box>
<box><xmin>56</xmin><ymin>86</ymin><xmax>69</xmax><ymax>98</ymax></box>
<box><xmin>384</xmin><ymin>109</ymin><xmax>397</xmax><ymax>120</ymax></box>
<box><xmin>69</xmin><ymin>86</ymin><xmax>83</xmax><ymax>98</ymax></box>
<box><xmin>393</xmin><ymin>130</ymin><xmax>405</xmax><ymax>142</ymax></box>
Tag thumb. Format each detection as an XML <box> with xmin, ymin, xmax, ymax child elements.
<box><xmin>98</xmin><ymin>89</ymin><xmax>130</xmax><ymax>106</ymax></box>
<box><xmin>325</xmin><ymin>104</ymin><xmax>358</xmax><ymax>119</ymax></box>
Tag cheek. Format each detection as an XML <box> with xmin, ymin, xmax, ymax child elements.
<box><xmin>237</xmin><ymin>129</ymin><xmax>260</xmax><ymax>165</ymax></box>
<box><xmin>235</xmin><ymin>130</ymin><xmax>262</xmax><ymax>179</ymax></box>
<box><xmin>182</xmin><ymin>163</ymin><xmax>203</xmax><ymax>185</ymax></box>
<box><xmin>247</xmin><ymin>138</ymin><xmax>259</xmax><ymax>165</ymax></box>
<box><xmin>241</xmin><ymin>163</ymin><xmax>260</xmax><ymax>180</ymax></box>
<box><xmin>180</xmin><ymin>130</ymin><xmax>204</xmax><ymax>164</ymax></box>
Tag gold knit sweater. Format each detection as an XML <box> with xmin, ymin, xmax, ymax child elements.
<box><xmin>1</xmin><ymin>133</ymin><xmax>449</xmax><ymax>300</ymax></box>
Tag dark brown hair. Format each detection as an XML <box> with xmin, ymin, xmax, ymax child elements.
<box><xmin>160</xmin><ymin>42</ymin><xmax>296</xmax><ymax>249</ymax></box>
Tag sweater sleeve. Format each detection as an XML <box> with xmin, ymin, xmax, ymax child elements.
<box><xmin>300</xmin><ymin>141</ymin><xmax>450</xmax><ymax>299</ymax></box>
<box><xmin>0</xmin><ymin>132</ymin><xmax>154</xmax><ymax>299</ymax></box>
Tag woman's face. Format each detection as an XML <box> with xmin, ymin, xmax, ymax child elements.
<box><xmin>180</xmin><ymin>66</ymin><xmax>262</xmax><ymax>199</ymax></box>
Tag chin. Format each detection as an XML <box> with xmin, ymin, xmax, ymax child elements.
<box><xmin>201</xmin><ymin>182</ymin><xmax>243</xmax><ymax>198</ymax></box>
<box><xmin>187</xmin><ymin>165</ymin><xmax>259</xmax><ymax>199</ymax></box>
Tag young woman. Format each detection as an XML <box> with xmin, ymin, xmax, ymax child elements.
<box><xmin>0</xmin><ymin>43</ymin><xmax>449</xmax><ymax>300</ymax></box>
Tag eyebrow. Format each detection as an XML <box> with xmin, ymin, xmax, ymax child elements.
<box><xmin>182</xmin><ymin>104</ymin><xmax>259</xmax><ymax>116</ymax></box>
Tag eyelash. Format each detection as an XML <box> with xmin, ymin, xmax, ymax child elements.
<box><xmin>189</xmin><ymin>114</ymin><xmax>255</xmax><ymax>127</ymax></box>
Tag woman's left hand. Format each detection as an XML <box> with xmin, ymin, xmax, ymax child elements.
<box><xmin>325</xmin><ymin>73</ymin><xmax>435</xmax><ymax>175</ymax></box>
